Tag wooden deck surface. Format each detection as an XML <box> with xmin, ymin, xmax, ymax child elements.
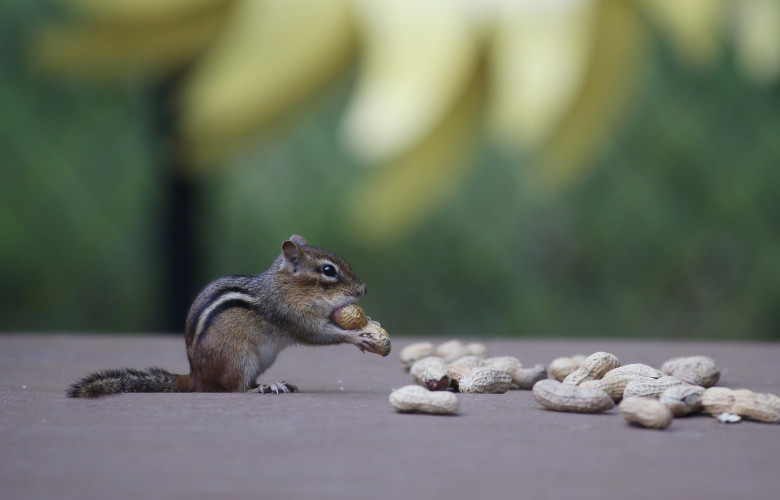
<box><xmin>1</xmin><ymin>334</ymin><xmax>778</xmax><ymax>500</ymax></box>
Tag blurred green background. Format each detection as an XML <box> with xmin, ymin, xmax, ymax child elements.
<box><xmin>2</xmin><ymin>0</ymin><xmax>779</xmax><ymax>340</ymax></box>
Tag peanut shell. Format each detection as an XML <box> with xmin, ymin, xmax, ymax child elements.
<box><xmin>334</xmin><ymin>304</ymin><xmax>367</xmax><ymax>330</ymax></box>
<box><xmin>399</xmin><ymin>342</ymin><xmax>435</xmax><ymax>370</ymax></box>
<box><xmin>532</xmin><ymin>379</ymin><xmax>615</xmax><ymax>413</ymax></box>
<box><xmin>599</xmin><ymin>364</ymin><xmax>665</xmax><ymax>401</ymax></box>
<box><xmin>389</xmin><ymin>385</ymin><xmax>459</xmax><ymax>415</ymax></box>
<box><xmin>731</xmin><ymin>389</ymin><xmax>780</xmax><ymax>423</ymax></box>
<box><xmin>605</xmin><ymin>363</ymin><xmax>663</xmax><ymax>380</ymax></box>
<box><xmin>702</xmin><ymin>387</ymin><xmax>780</xmax><ymax>423</ymax></box>
<box><xmin>620</xmin><ymin>397</ymin><xmax>673</xmax><ymax>429</ymax></box>
<box><xmin>481</xmin><ymin>356</ymin><xmax>545</xmax><ymax>390</ymax></box>
<box><xmin>562</xmin><ymin>352</ymin><xmax>620</xmax><ymax>386</ymax></box>
<box><xmin>483</xmin><ymin>356</ymin><xmax>522</xmax><ymax>372</ymax></box>
<box><xmin>512</xmin><ymin>364</ymin><xmax>548</xmax><ymax>390</ymax></box>
<box><xmin>623</xmin><ymin>375</ymin><xmax>682</xmax><ymax>399</ymax></box>
<box><xmin>458</xmin><ymin>367</ymin><xmax>512</xmax><ymax>394</ymax></box>
<box><xmin>661</xmin><ymin>355</ymin><xmax>720</xmax><ymax>388</ymax></box>
<box><xmin>447</xmin><ymin>355</ymin><xmax>483</xmax><ymax>390</ymax></box>
<box><xmin>410</xmin><ymin>356</ymin><xmax>450</xmax><ymax>391</ymax></box>
<box><xmin>579</xmin><ymin>379</ymin><xmax>611</xmax><ymax>395</ymax></box>
<box><xmin>702</xmin><ymin>387</ymin><xmax>736</xmax><ymax>415</ymax></box>
<box><xmin>435</xmin><ymin>340</ymin><xmax>469</xmax><ymax>362</ymax></box>
<box><xmin>549</xmin><ymin>355</ymin><xmax>585</xmax><ymax>382</ymax></box>
<box><xmin>659</xmin><ymin>385</ymin><xmax>705</xmax><ymax>417</ymax></box>
<box><xmin>359</xmin><ymin>321</ymin><xmax>391</xmax><ymax>357</ymax></box>
<box><xmin>465</xmin><ymin>342</ymin><xmax>488</xmax><ymax>358</ymax></box>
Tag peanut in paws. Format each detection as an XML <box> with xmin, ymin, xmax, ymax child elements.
<box><xmin>333</xmin><ymin>304</ymin><xmax>390</xmax><ymax>356</ymax></box>
<box><xmin>334</xmin><ymin>304</ymin><xmax>368</xmax><ymax>330</ymax></box>
<box><xmin>359</xmin><ymin>321</ymin><xmax>391</xmax><ymax>357</ymax></box>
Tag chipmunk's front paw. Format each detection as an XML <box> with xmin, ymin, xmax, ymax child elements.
<box><xmin>354</xmin><ymin>321</ymin><xmax>391</xmax><ymax>357</ymax></box>
<box><xmin>249</xmin><ymin>381</ymin><xmax>298</xmax><ymax>394</ymax></box>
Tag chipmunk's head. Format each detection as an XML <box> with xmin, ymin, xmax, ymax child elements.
<box><xmin>278</xmin><ymin>235</ymin><xmax>367</xmax><ymax>312</ymax></box>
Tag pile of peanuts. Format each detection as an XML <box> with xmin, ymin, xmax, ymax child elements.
<box><xmin>388</xmin><ymin>341</ymin><xmax>780</xmax><ymax>429</ymax></box>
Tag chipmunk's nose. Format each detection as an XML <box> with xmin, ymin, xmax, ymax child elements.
<box><xmin>358</xmin><ymin>283</ymin><xmax>367</xmax><ymax>297</ymax></box>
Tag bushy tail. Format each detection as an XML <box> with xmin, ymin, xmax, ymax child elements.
<box><xmin>67</xmin><ymin>367</ymin><xmax>191</xmax><ymax>398</ymax></box>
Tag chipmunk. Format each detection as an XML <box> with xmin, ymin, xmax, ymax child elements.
<box><xmin>67</xmin><ymin>235</ymin><xmax>389</xmax><ymax>397</ymax></box>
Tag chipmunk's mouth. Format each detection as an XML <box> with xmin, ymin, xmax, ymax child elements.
<box><xmin>330</xmin><ymin>307</ymin><xmax>344</xmax><ymax>325</ymax></box>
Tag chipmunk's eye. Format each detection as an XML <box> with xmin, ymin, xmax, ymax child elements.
<box><xmin>320</xmin><ymin>264</ymin><xmax>338</xmax><ymax>278</ymax></box>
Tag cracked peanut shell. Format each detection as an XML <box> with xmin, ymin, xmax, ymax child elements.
<box><xmin>447</xmin><ymin>355</ymin><xmax>483</xmax><ymax>390</ymax></box>
<box><xmin>360</xmin><ymin>320</ymin><xmax>391</xmax><ymax>357</ymax></box>
<box><xmin>410</xmin><ymin>356</ymin><xmax>451</xmax><ymax>391</ymax></box>
<box><xmin>660</xmin><ymin>385</ymin><xmax>705</xmax><ymax>417</ymax></box>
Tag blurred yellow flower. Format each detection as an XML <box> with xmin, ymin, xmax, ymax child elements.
<box><xmin>32</xmin><ymin>0</ymin><xmax>780</xmax><ymax>242</ymax></box>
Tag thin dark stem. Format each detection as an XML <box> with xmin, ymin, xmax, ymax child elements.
<box><xmin>153</xmin><ymin>73</ymin><xmax>199</xmax><ymax>333</ymax></box>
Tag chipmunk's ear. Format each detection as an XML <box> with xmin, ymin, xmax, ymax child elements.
<box><xmin>289</xmin><ymin>234</ymin><xmax>308</xmax><ymax>246</ymax></box>
<box><xmin>282</xmin><ymin>236</ymin><xmax>308</xmax><ymax>270</ymax></box>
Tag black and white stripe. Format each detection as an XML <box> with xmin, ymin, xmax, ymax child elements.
<box><xmin>193</xmin><ymin>290</ymin><xmax>258</xmax><ymax>345</ymax></box>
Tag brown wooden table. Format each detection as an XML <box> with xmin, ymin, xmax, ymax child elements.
<box><xmin>1</xmin><ymin>334</ymin><xmax>778</xmax><ymax>499</ymax></box>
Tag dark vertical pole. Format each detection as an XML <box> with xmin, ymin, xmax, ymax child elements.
<box><xmin>163</xmin><ymin>170</ymin><xmax>197</xmax><ymax>332</ymax></box>
<box><xmin>153</xmin><ymin>73</ymin><xmax>199</xmax><ymax>333</ymax></box>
